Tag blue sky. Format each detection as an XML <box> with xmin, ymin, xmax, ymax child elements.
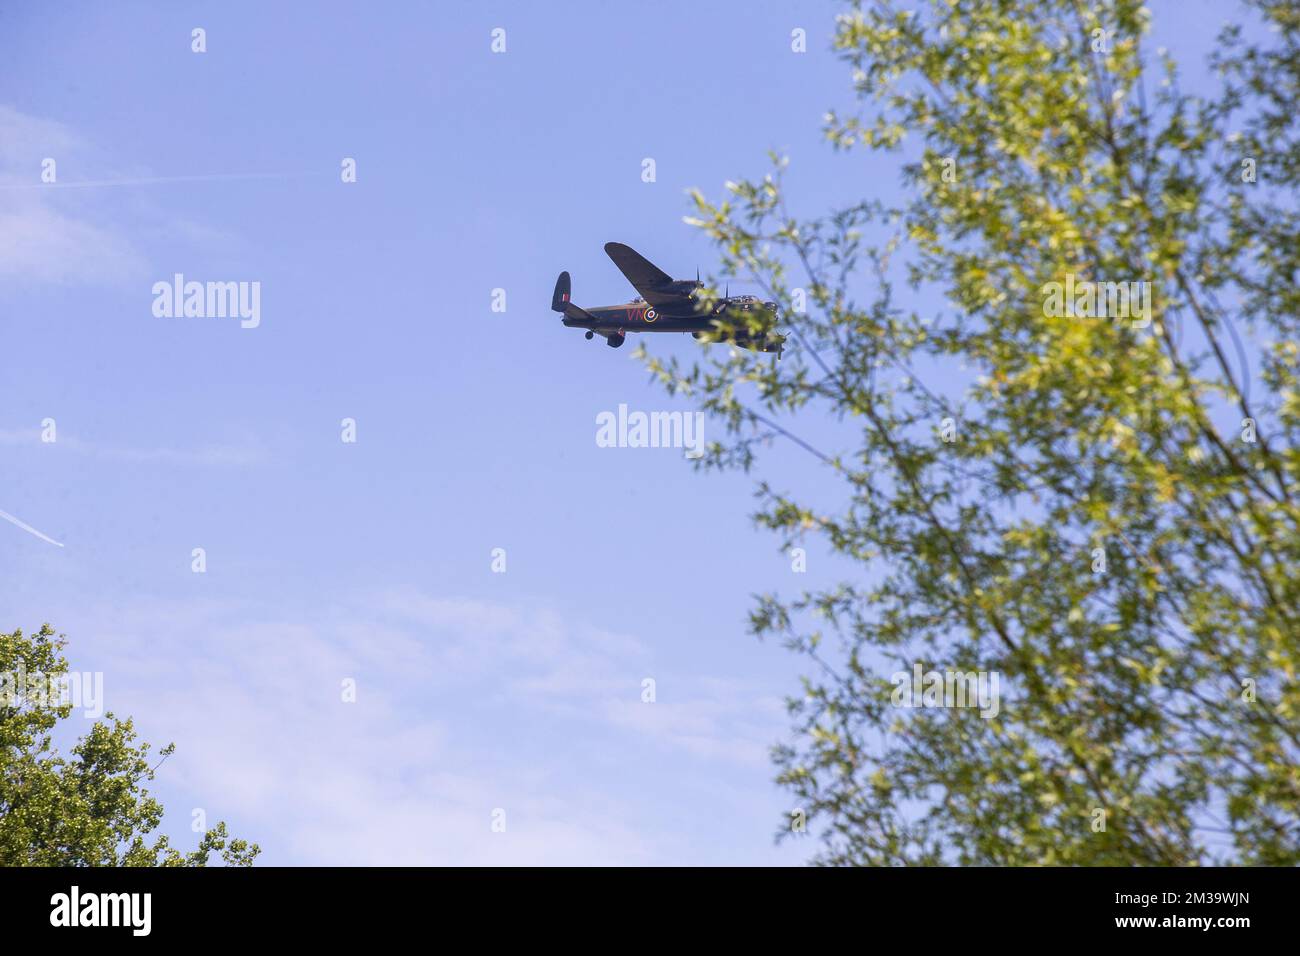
<box><xmin>0</xmin><ymin>1</ymin><xmax>1250</xmax><ymax>864</ymax></box>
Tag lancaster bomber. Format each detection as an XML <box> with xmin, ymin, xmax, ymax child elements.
<box><xmin>551</xmin><ymin>242</ymin><xmax>784</xmax><ymax>354</ymax></box>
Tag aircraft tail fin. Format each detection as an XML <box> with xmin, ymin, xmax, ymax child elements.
<box><xmin>552</xmin><ymin>269</ymin><xmax>600</xmax><ymax>326</ymax></box>
<box><xmin>551</xmin><ymin>271</ymin><xmax>572</xmax><ymax>313</ymax></box>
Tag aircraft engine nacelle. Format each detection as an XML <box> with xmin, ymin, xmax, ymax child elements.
<box><xmin>734</xmin><ymin>333</ymin><xmax>785</xmax><ymax>354</ymax></box>
<box><xmin>667</xmin><ymin>279</ymin><xmax>703</xmax><ymax>300</ymax></box>
<box><xmin>694</xmin><ymin>327</ymin><xmax>785</xmax><ymax>354</ymax></box>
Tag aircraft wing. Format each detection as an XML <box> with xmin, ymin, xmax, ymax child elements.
<box><xmin>604</xmin><ymin>242</ymin><xmax>688</xmax><ymax>307</ymax></box>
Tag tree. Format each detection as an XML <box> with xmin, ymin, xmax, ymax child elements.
<box><xmin>0</xmin><ymin>624</ymin><xmax>259</xmax><ymax>866</ymax></box>
<box><xmin>640</xmin><ymin>0</ymin><xmax>1299</xmax><ymax>864</ymax></box>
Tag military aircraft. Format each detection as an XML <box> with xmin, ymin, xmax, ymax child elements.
<box><xmin>551</xmin><ymin>242</ymin><xmax>784</xmax><ymax>354</ymax></box>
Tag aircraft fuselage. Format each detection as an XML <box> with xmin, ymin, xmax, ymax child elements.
<box><xmin>561</xmin><ymin>301</ymin><xmax>716</xmax><ymax>334</ymax></box>
<box><xmin>552</xmin><ymin>242</ymin><xmax>784</xmax><ymax>353</ymax></box>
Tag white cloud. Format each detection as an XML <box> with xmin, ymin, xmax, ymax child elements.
<box><xmin>0</xmin><ymin>105</ymin><xmax>78</xmax><ymax>161</ymax></box>
<box><xmin>49</xmin><ymin>592</ymin><xmax>789</xmax><ymax>865</ymax></box>
<box><xmin>0</xmin><ymin>104</ymin><xmax>146</xmax><ymax>286</ymax></box>
<box><xmin>0</xmin><ymin>205</ymin><xmax>147</xmax><ymax>285</ymax></box>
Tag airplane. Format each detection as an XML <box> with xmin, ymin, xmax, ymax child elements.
<box><xmin>551</xmin><ymin>242</ymin><xmax>785</xmax><ymax>354</ymax></box>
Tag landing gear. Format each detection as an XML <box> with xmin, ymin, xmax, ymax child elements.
<box><xmin>606</xmin><ymin>333</ymin><xmax>625</xmax><ymax>348</ymax></box>
<box><xmin>585</xmin><ymin>331</ymin><xmax>594</xmax><ymax>340</ymax></box>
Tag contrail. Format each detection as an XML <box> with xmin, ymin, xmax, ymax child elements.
<box><xmin>0</xmin><ymin>508</ymin><xmax>64</xmax><ymax>547</ymax></box>
<box><xmin>0</xmin><ymin>171</ymin><xmax>323</xmax><ymax>191</ymax></box>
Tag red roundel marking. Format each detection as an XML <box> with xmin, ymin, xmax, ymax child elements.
<box><xmin>645</xmin><ymin>308</ymin><xmax>658</xmax><ymax>323</ymax></box>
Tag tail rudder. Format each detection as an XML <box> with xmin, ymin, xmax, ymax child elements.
<box><xmin>551</xmin><ymin>271</ymin><xmax>571</xmax><ymax>313</ymax></box>
<box><xmin>552</xmin><ymin>270</ymin><xmax>599</xmax><ymax>326</ymax></box>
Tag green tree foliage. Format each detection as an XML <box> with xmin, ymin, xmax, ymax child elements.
<box><xmin>1</xmin><ymin>624</ymin><xmax>259</xmax><ymax>866</ymax></box>
<box><xmin>640</xmin><ymin>0</ymin><xmax>1299</xmax><ymax>864</ymax></box>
